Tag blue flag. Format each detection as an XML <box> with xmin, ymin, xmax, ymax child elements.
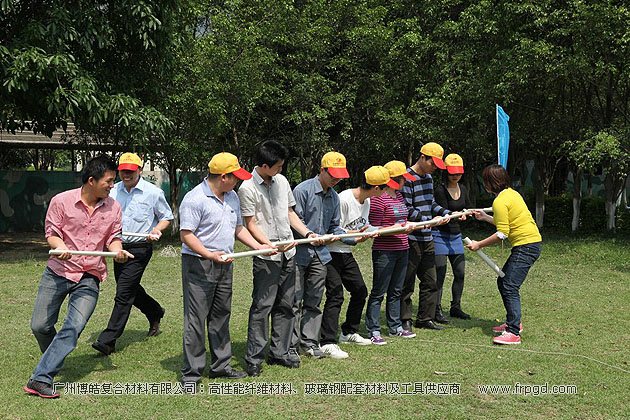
<box><xmin>496</xmin><ymin>104</ymin><xmax>510</xmax><ymax>168</ymax></box>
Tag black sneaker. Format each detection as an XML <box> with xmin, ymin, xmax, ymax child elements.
<box><xmin>434</xmin><ymin>313</ymin><xmax>450</xmax><ymax>324</ymax></box>
<box><xmin>414</xmin><ymin>320</ymin><xmax>444</xmax><ymax>330</ymax></box>
<box><xmin>298</xmin><ymin>344</ymin><xmax>324</xmax><ymax>359</ymax></box>
<box><xmin>246</xmin><ymin>363</ymin><xmax>262</xmax><ymax>377</ymax></box>
<box><xmin>287</xmin><ymin>347</ymin><xmax>301</xmax><ymax>364</ymax></box>
<box><xmin>208</xmin><ymin>367</ymin><xmax>247</xmax><ymax>379</ymax></box>
<box><xmin>92</xmin><ymin>340</ymin><xmax>115</xmax><ymax>356</ymax></box>
<box><xmin>450</xmin><ymin>307</ymin><xmax>471</xmax><ymax>320</ymax></box>
<box><xmin>24</xmin><ymin>379</ymin><xmax>60</xmax><ymax>398</ymax></box>
<box><xmin>268</xmin><ymin>356</ymin><xmax>299</xmax><ymax>368</ymax></box>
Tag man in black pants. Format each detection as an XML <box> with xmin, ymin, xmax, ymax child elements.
<box><xmin>320</xmin><ymin>166</ymin><xmax>397</xmax><ymax>358</ymax></box>
<box><xmin>401</xmin><ymin>143</ymin><xmax>450</xmax><ymax>332</ymax></box>
<box><xmin>92</xmin><ymin>153</ymin><xmax>173</xmax><ymax>355</ymax></box>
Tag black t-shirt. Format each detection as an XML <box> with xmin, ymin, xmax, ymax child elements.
<box><xmin>434</xmin><ymin>183</ymin><xmax>471</xmax><ymax>235</ymax></box>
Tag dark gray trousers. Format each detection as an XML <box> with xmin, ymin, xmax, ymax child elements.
<box><xmin>246</xmin><ymin>255</ymin><xmax>296</xmax><ymax>365</ymax></box>
<box><xmin>291</xmin><ymin>256</ymin><xmax>327</xmax><ymax>349</ymax></box>
<box><xmin>181</xmin><ymin>254</ymin><xmax>233</xmax><ymax>383</ymax></box>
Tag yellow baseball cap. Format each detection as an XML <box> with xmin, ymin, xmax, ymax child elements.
<box><xmin>364</xmin><ymin>166</ymin><xmax>399</xmax><ymax>189</ymax></box>
<box><xmin>445</xmin><ymin>153</ymin><xmax>464</xmax><ymax>174</ymax></box>
<box><xmin>208</xmin><ymin>152</ymin><xmax>252</xmax><ymax>180</ymax></box>
<box><xmin>321</xmin><ymin>151</ymin><xmax>349</xmax><ymax>178</ymax></box>
<box><xmin>384</xmin><ymin>160</ymin><xmax>416</xmax><ymax>182</ymax></box>
<box><xmin>420</xmin><ymin>142</ymin><xmax>446</xmax><ymax>169</ymax></box>
<box><xmin>118</xmin><ymin>153</ymin><xmax>142</xmax><ymax>171</ymax></box>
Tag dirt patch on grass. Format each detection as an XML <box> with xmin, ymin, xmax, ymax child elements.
<box><xmin>0</xmin><ymin>232</ymin><xmax>48</xmax><ymax>261</ymax></box>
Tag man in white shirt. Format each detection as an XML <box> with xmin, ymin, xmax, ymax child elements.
<box><xmin>319</xmin><ymin>166</ymin><xmax>398</xmax><ymax>358</ymax></box>
<box><xmin>237</xmin><ymin>141</ymin><xmax>312</xmax><ymax>376</ymax></box>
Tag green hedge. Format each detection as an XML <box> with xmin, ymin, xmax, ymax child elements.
<box><xmin>475</xmin><ymin>191</ymin><xmax>629</xmax><ymax>233</ymax></box>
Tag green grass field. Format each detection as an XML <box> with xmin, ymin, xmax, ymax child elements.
<box><xmin>0</xmin><ymin>232</ymin><xmax>628</xmax><ymax>419</ymax></box>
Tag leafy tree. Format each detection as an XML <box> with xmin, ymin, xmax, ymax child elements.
<box><xmin>0</xmin><ymin>0</ymin><xmax>181</xmax><ymax>140</ymax></box>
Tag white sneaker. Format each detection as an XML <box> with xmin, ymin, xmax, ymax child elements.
<box><xmin>320</xmin><ymin>343</ymin><xmax>349</xmax><ymax>359</ymax></box>
<box><xmin>339</xmin><ymin>332</ymin><xmax>372</xmax><ymax>346</ymax></box>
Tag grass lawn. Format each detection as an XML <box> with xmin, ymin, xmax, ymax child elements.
<box><xmin>0</xmin><ymin>231</ymin><xmax>628</xmax><ymax>419</ymax></box>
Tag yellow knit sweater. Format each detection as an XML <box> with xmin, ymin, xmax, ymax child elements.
<box><xmin>492</xmin><ymin>188</ymin><xmax>542</xmax><ymax>246</ymax></box>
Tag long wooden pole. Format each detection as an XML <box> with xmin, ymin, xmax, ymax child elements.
<box><xmin>221</xmin><ymin>207</ymin><xmax>493</xmax><ymax>261</ymax></box>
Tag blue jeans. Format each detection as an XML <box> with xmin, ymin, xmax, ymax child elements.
<box><xmin>499</xmin><ymin>242</ymin><xmax>541</xmax><ymax>335</ymax></box>
<box><xmin>365</xmin><ymin>250</ymin><xmax>408</xmax><ymax>336</ymax></box>
<box><xmin>30</xmin><ymin>267</ymin><xmax>100</xmax><ymax>384</ymax></box>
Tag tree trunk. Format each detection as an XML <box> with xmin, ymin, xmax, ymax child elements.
<box><xmin>571</xmin><ymin>167</ymin><xmax>583</xmax><ymax>232</ymax></box>
<box><xmin>623</xmin><ymin>175</ymin><xmax>629</xmax><ymax>209</ymax></box>
<box><xmin>603</xmin><ymin>171</ymin><xmax>625</xmax><ymax>232</ymax></box>
<box><xmin>534</xmin><ymin>159</ymin><xmax>545</xmax><ymax>228</ymax></box>
<box><xmin>407</xmin><ymin>144</ymin><xmax>414</xmax><ymax>167</ymax></box>
<box><xmin>464</xmin><ymin>171</ymin><xmax>478</xmax><ymax>207</ymax></box>
<box><xmin>166</xmin><ymin>157</ymin><xmax>186</xmax><ymax>236</ymax></box>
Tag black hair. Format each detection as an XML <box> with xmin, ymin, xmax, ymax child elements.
<box><xmin>81</xmin><ymin>155</ymin><xmax>117</xmax><ymax>184</ymax></box>
<box><xmin>208</xmin><ymin>172</ymin><xmax>236</xmax><ymax>180</ymax></box>
<box><xmin>255</xmin><ymin>140</ymin><xmax>289</xmax><ymax>167</ymax></box>
<box><xmin>359</xmin><ymin>182</ymin><xmax>383</xmax><ymax>190</ymax></box>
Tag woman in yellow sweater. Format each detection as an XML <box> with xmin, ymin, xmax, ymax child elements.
<box><xmin>465</xmin><ymin>164</ymin><xmax>542</xmax><ymax>345</ymax></box>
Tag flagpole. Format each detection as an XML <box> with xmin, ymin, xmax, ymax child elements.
<box><xmin>496</xmin><ymin>104</ymin><xmax>500</xmax><ymax>165</ymax></box>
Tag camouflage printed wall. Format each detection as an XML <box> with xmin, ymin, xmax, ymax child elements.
<box><xmin>0</xmin><ymin>171</ymin><xmax>204</xmax><ymax>233</ymax></box>
<box><xmin>0</xmin><ymin>167</ymin><xmax>619</xmax><ymax>233</ymax></box>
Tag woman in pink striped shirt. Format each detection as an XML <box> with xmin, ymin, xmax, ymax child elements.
<box><xmin>365</xmin><ymin>161</ymin><xmax>417</xmax><ymax>345</ymax></box>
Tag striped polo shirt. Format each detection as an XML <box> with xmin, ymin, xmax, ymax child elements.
<box><xmin>401</xmin><ymin>168</ymin><xmax>450</xmax><ymax>242</ymax></box>
<box><xmin>369</xmin><ymin>191</ymin><xmax>409</xmax><ymax>251</ymax></box>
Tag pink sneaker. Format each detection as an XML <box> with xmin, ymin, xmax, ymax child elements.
<box><xmin>492</xmin><ymin>322</ymin><xmax>523</xmax><ymax>334</ymax></box>
<box><xmin>493</xmin><ymin>331</ymin><xmax>521</xmax><ymax>345</ymax></box>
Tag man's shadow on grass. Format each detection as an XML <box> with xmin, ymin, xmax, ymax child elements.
<box><xmin>160</xmin><ymin>340</ymin><xmax>249</xmax><ymax>379</ymax></box>
<box><xmin>86</xmin><ymin>329</ymin><xmax>150</xmax><ymax>353</ymax></box>
<box><xmin>57</xmin><ymin>352</ymin><xmax>117</xmax><ymax>384</ymax></box>
<box><xmin>447</xmin><ymin>316</ymin><xmax>497</xmax><ymax>337</ymax></box>
<box><xmin>56</xmin><ymin>329</ymin><xmax>150</xmax><ymax>383</ymax></box>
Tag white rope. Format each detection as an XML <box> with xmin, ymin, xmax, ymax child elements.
<box><xmin>415</xmin><ymin>338</ymin><xmax>630</xmax><ymax>374</ymax></box>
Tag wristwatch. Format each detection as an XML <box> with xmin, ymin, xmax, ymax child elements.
<box><xmin>305</xmin><ymin>231</ymin><xmax>314</xmax><ymax>238</ymax></box>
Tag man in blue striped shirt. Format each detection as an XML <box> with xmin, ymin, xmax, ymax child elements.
<box><xmin>92</xmin><ymin>153</ymin><xmax>173</xmax><ymax>356</ymax></box>
<box><xmin>401</xmin><ymin>143</ymin><xmax>451</xmax><ymax>331</ymax></box>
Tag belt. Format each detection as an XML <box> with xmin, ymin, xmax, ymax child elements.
<box><xmin>122</xmin><ymin>242</ymin><xmax>153</xmax><ymax>250</ymax></box>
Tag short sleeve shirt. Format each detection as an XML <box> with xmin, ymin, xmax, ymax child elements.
<box><xmin>110</xmin><ymin>177</ymin><xmax>174</xmax><ymax>243</ymax></box>
<box><xmin>237</xmin><ymin>168</ymin><xmax>296</xmax><ymax>261</ymax></box>
<box><xmin>179</xmin><ymin>178</ymin><xmax>242</xmax><ymax>256</ymax></box>
<box><xmin>45</xmin><ymin>187</ymin><xmax>122</xmax><ymax>282</ymax></box>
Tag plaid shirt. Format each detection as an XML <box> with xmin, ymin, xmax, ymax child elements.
<box><xmin>401</xmin><ymin>168</ymin><xmax>449</xmax><ymax>242</ymax></box>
